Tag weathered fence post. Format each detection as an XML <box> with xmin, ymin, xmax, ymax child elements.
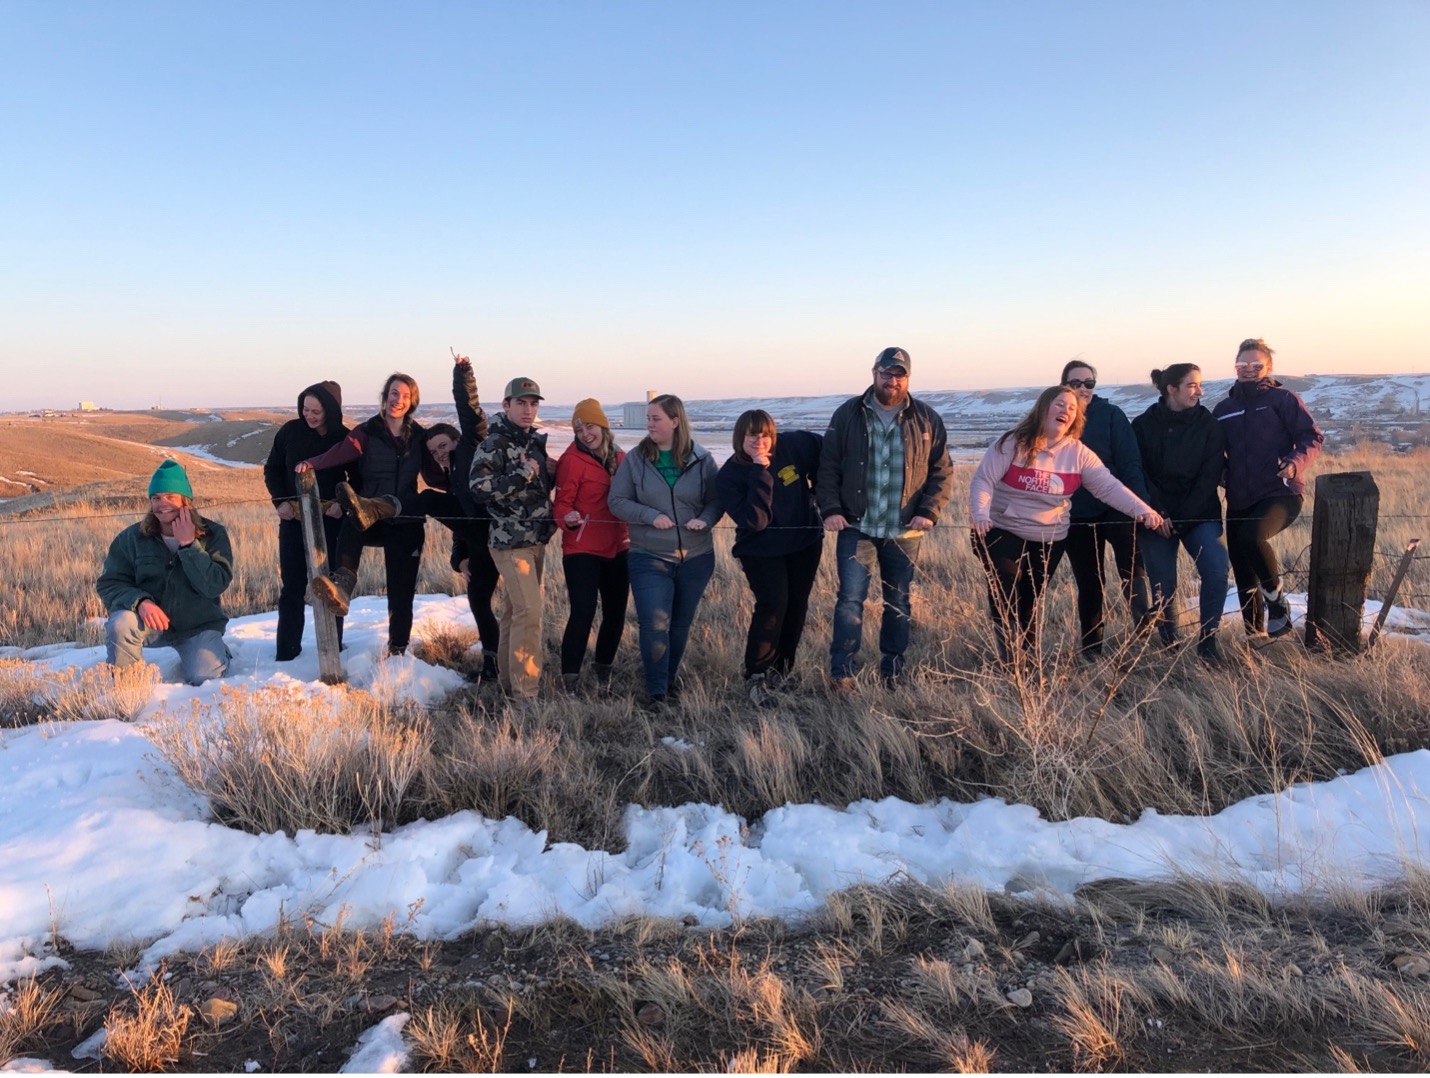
<box><xmin>1368</xmin><ymin>538</ymin><xmax>1421</xmax><ymax>649</ymax></box>
<box><xmin>1304</xmin><ymin>471</ymin><xmax>1378</xmax><ymax>654</ymax></box>
<box><xmin>297</xmin><ymin>468</ymin><xmax>344</xmax><ymax>684</ymax></box>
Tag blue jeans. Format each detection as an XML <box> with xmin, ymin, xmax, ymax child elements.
<box><xmin>1140</xmin><ymin>522</ymin><xmax>1231</xmax><ymax>641</ymax></box>
<box><xmin>627</xmin><ymin>551</ymin><xmax>715</xmax><ymax>697</ymax></box>
<box><xmin>106</xmin><ymin>609</ymin><xmax>231</xmax><ymax>686</ymax></box>
<box><xmin>829</xmin><ymin>529</ymin><xmax>922</xmax><ymax>678</ymax></box>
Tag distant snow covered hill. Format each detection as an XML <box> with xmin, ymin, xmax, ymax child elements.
<box><xmin>669</xmin><ymin>373</ymin><xmax>1430</xmax><ymax>442</ymax></box>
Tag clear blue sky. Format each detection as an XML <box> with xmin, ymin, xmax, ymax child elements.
<box><xmin>4</xmin><ymin>0</ymin><xmax>1428</xmax><ymax>411</ymax></box>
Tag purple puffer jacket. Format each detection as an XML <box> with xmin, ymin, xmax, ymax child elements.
<box><xmin>1212</xmin><ymin>378</ymin><xmax>1324</xmax><ymax>512</ymax></box>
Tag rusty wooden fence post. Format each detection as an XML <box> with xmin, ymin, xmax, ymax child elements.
<box><xmin>297</xmin><ymin>468</ymin><xmax>344</xmax><ymax>684</ymax></box>
<box><xmin>1304</xmin><ymin>471</ymin><xmax>1378</xmax><ymax>654</ymax></box>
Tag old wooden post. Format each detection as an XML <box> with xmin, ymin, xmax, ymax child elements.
<box><xmin>1304</xmin><ymin>471</ymin><xmax>1378</xmax><ymax>654</ymax></box>
<box><xmin>297</xmin><ymin>468</ymin><xmax>344</xmax><ymax>684</ymax></box>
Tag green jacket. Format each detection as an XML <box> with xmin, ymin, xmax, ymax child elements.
<box><xmin>96</xmin><ymin>517</ymin><xmax>233</xmax><ymax>636</ymax></box>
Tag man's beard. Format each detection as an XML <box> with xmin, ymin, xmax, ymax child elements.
<box><xmin>873</xmin><ymin>382</ymin><xmax>907</xmax><ymax>407</ymax></box>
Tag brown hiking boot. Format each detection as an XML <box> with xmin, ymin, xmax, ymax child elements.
<box><xmin>310</xmin><ymin>568</ymin><xmax>357</xmax><ymax>617</ymax></box>
<box><xmin>336</xmin><ymin>482</ymin><xmax>398</xmax><ymax>531</ymax></box>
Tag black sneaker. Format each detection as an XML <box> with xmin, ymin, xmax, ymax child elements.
<box><xmin>1266</xmin><ymin>595</ymin><xmax>1293</xmax><ymax>638</ymax></box>
<box><xmin>746</xmin><ymin>673</ymin><xmax>777</xmax><ymax>709</ymax></box>
<box><xmin>1196</xmin><ymin>634</ymin><xmax>1224</xmax><ymax>666</ymax></box>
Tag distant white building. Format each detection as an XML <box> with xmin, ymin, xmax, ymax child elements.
<box><xmin>78</xmin><ymin>401</ymin><xmax>99</xmax><ymax>411</ymax></box>
<box><xmin>622</xmin><ymin>391</ymin><xmax>657</xmax><ymax>429</ymax></box>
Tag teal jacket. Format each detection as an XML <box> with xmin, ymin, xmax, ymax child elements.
<box><xmin>96</xmin><ymin>517</ymin><xmax>233</xmax><ymax>636</ymax></box>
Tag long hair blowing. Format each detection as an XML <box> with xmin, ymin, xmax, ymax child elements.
<box><xmin>996</xmin><ymin>386</ymin><xmax>1085</xmax><ymax>465</ymax></box>
<box><xmin>638</xmin><ymin>394</ymin><xmax>693</xmax><ymax>465</ymax></box>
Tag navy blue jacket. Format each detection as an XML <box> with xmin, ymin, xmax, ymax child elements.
<box><xmin>1131</xmin><ymin>400</ymin><xmax>1225</xmax><ymax>528</ymax></box>
<box><xmin>717</xmin><ymin>430</ymin><xmax>823</xmax><ymax>558</ymax></box>
<box><xmin>1072</xmin><ymin>395</ymin><xmax>1148</xmax><ymax>522</ymax></box>
<box><xmin>1211</xmin><ymin>378</ymin><xmax>1323</xmax><ymax>511</ymax></box>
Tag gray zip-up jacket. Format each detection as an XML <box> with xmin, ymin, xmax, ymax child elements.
<box><xmin>607</xmin><ymin>444</ymin><xmax>723</xmax><ymax>562</ymax></box>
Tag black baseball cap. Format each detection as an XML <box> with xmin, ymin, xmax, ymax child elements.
<box><xmin>874</xmin><ymin>347</ymin><xmax>911</xmax><ymax>375</ymax></box>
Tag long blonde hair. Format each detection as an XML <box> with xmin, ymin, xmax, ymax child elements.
<box><xmin>995</xmin><ymin>386</ymin><xmax>1086</xmax><ymax>465</ymax></box>
<box><xmin>579</xmin><ymin>424</ymin><xmax>620</xmax><ymax>474</ymax></box>
<box><xmin>638</xmin><ymin>394</ymin><xmax>693</xmax><ymax>465</ymax></box>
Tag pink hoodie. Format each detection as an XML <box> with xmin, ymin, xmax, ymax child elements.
<box><xmin>969</xmin><ymin>435</ymin><xmax>1154</xmax><ymax>543</ymax></box>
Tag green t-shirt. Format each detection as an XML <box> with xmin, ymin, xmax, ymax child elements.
<box><xmin>655</xmin><ymin>449</ymin><xmax>683</xmax><ymax>486</ymax></box>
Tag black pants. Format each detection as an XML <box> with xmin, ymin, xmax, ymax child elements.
<box><xmin>560</xmin><ymin>551</ymin><xmax>629</xmax><ymax>674</ymax></box>
<box><xmin>1226</xmin><ymin>494</ymin><xmax>1302</xmax><ymax>632</ymax></box>
<box><xmin>738</xmin><ymin>542</ymin><xmax>823</xmax><ymax>678</ymax></box>
<box><xmin>449</xmin><ymin>520</ymin><xmax>500</xmax><ymax>656</ymax></box>
<box><xmin>335</xmin><ymin>517</ymin><xmax>426</xmax><ymax>652</ymax></box>
<box><xmin>975</xmin><ymin>527</ymin><xmax>1060</xmax><ymax>657</ymax></box>
<box><xmin>1050</xmin><ymin>518</ymin><xmax>1151</xmax><ymax>654</ymax></box>
<box><xmin>276</xmin><ymin>515</ymin><xmax>344</xmax><ymax>661</ymax></box>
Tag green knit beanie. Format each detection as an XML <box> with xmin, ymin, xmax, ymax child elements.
<box><xmin>148</xmin><ymin>460</ymin><xmax>194</xmax><ymax>499</ymax></box>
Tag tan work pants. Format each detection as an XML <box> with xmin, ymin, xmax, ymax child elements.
<box><xmin>491</xmin><ymin>545</ymin><xmax>546</xmax><ymax>699</ymax></box>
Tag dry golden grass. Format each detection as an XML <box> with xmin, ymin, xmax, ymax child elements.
<box><xmin>0</xmin><ymin>978</ymin><xmax>66</xmax><ymax>1064</ymax></box>
<box><xmin>101</xmin><ymin>969</ymin><xmax>194</xmax><ymax>1071</ymax></box>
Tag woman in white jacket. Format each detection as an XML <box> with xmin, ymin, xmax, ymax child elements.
<box><xmin>970</xmin><ymin>386</ymin><xmax>1163</xmax><ymax>659</ymax></box>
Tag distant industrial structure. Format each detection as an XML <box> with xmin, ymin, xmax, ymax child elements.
<box><xmin>621</xmin><ymin>391</ymin><xmax>656</xmax><ymax>428</ymax></box>
<box><xmin>78</xmin><ymin>401</ymin><xmax>98</xmax><ymax>412</ymax></box>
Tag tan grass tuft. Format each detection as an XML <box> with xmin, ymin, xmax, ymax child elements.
<box><xmin>102</xmin><ymin>969</ymin><xmax>193</xmax><ymax>1071</ymax></box>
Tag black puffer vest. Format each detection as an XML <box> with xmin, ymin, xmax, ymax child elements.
<box><xmin>358</xmin><ymin>415</ymin><xmax>426</xmax><ymax>503</ymax></box>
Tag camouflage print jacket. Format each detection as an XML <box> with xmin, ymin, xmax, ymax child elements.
<box><xmin>469</xmin><ymin>412</ymin><xmax>556</xmax><ymax>549</ymax></box>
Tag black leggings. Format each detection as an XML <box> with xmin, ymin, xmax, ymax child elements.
<box><xmin>1050</xmin><ymin>518</ymin><xmax>1151</xmax><ymax>653</ymax></box>
<box><xmin>560</xmin><ymin>551</ymin><xmax>629</xmax><ymax>673</ymax></box>
<box><xmin>737</xmin><ymin>542</ymin><xmax>823</xmax><ymax>678</ymax></box>
<box><xmin>448</xmin><ymin>521</ymin><xmax>500</xmax><ymax>656</ymax></box>
<box><xmin>1226</xmin><ymin>494</ymin><xmax>1302</xmax><ymax>632</ymax></box>
<box><xmin>974</xmin><ymin>527</ymin><xmax>1061</xmax><ymax>657</ymax></box>
<box><xmin>335</xmin><ymin>517</ymin><xmax>426</xmax><ymax>651</ymax></box>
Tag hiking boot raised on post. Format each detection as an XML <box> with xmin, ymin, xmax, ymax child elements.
<box><xmin>310</xmin><ymin>567</ymin><xmax>357</xmax><ymax>617</ymax></box>
<box><xmin>336</xmin><ymin>482</ymin><xmax>399</xmax><ymax>531</ymax></box>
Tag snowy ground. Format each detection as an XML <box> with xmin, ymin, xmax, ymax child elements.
<box><xmin>3</xmin><ymin>593</ymin><xmax>1429</xmax><ymax>1070</ymax></box>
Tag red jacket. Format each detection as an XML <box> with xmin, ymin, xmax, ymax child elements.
<box><xmin>553</xmin><ymin>444</ymin><xmax>629</xmax><ymax>558</ymax></box>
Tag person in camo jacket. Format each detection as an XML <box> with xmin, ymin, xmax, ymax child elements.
<box><xmin>469</xmin><ymin>375</ymin><xmax>556</xmax><ymax>703</ymax></box>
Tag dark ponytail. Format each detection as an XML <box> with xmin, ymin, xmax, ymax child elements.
<box><xmin>1151</xmin><ymin>363</ymin><xmax>1199</xmax><ymax>399</ymax></box>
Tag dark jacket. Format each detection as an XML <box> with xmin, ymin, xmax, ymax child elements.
<box><xmin>1071</xmin><ymin>395</ymin><xmax>1148</xmax><ymax>522</ymax></box>
<box><xmin>608</xmin><ymin>445</ymin><xmax>723</xmax><ymax>562</ymax></box>
<box><xmin>717</xmin><ymin>430</ymin><xmax>824</xmax><ymax>558</ymax></box>
<box><xmin>450</xmin><ymin>362</ymin><xmax>490</xmax><ymax>518</ymax></box>
<box><xmin>97</xmin><ymin>516</ymin><xmax>233</xmax><ymax>636</ymax></box>
<box><xmin>469</xmin><ymin>412</ymin><xmax>555</xmax><ymax>549</ymax></box>
<box><xmin>1212</xmin><ymin>378</ymin><xmax>1324</xmax><ymax>511</ymax></box>
<box><xmin>263</xmin><ymin>381</ymin><xmax>352</xmax><ymax>503</ymax></box>
<box><xmin>1131</xmin><ymin>400</ymin><xmax>1226</xmax><ymax>529</ymax></box>
<box><xmin>815</xmin><ymin>389</ymin><xmax>953</xmax><ymax>527</ymax></box>
<box><xmin>301</xmin><ymin>415</ymin><xmax>428</xmax><ymax>504</ymax></box>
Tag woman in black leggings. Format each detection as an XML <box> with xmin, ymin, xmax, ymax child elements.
<box><xmin>1211</xmin><ymin>338</ymin><xmax>1324</xmax><ymax>637</ymax></box>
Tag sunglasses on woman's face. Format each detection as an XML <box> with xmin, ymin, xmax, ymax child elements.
<box><xmin>1064</xmin><ymin>378</ymin><xmax>1096</xmax><ymax>390</ymax></box>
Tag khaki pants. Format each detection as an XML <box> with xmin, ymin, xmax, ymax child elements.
<box><xmin>491</xmin><ymin>545</ymin><xmax>546</xmax><ymax>699</ymax></box>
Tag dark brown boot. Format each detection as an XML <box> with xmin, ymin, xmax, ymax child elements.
<box><xmin>310</xmin><ymin>567</ymin><xmax>357</xmax><ymax>617</ymax></box>
<box><xmin>336</xmin><ymin>482</ymin><xmax>398</xmax><ymax>531</ymax></box>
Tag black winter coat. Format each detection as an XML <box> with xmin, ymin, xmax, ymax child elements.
<box><xmin>1071</xmin><ymin>395</ymin><xmax>1148</xmax><ymax>522</ymax></box>
<box><xmin>717</xmin><ymin>430</ymin><xmax>823</xmax><ymax>558</ymax></box>
<box><xmin>263</xmin><ymin>382</ymin><xmax>352</xmax><ymax>502</ymax></box>
<box><xmin>1131</xmin><ymin>400</ymin><xmax>1226</xmax><ymax>529</ymax></box>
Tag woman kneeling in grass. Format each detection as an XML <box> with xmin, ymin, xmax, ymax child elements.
<box><xmin>969</xmin><ymin>386</ymin><xmax>1163</xmax><ymax>660</ymax></box>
